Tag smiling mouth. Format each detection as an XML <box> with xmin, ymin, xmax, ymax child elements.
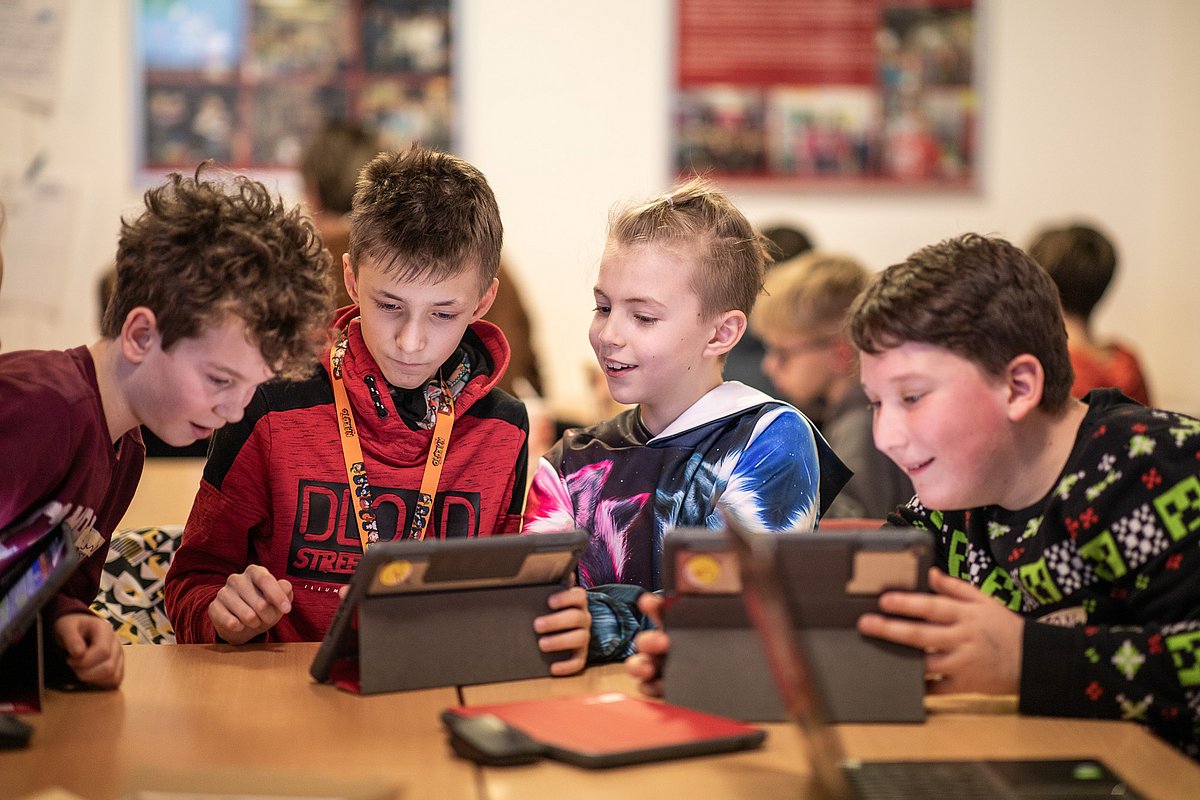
<box><xmin>603</xmin><ymin>359</ymin><xmax>635</xmax><ymax>375</ymax></box>
<box><xmin>905</xmin><ymin>458</ymin><xmax>934</xmax><ymax>474</ymax></box>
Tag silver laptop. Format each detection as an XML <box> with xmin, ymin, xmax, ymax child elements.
<box><xmin>721</xmin><ymin>506</ymin><xmax>1142</xmax><ymax>800</ymax></box>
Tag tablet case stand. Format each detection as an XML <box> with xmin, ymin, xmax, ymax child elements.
<box><xmin>351</xmin><ymin>583</ymin><xmax>566</xmax><ymax>694</ymax></box>
<box><xmin>0</xmin><ymin>614</ymin><xmax>45</xmax><ymax>713</ymax></box>
<box><xmin>662</xmin><ymin>528</ymin><xmax>929</xmax><ymax>724</ymax></box>
<box><xmin>665</xmin><ymin>595</ymin><xmax>924</xmax><ymax>723</ymax></box>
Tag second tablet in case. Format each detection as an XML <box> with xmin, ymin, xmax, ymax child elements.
<box><xmin>310</xmin><ymin>530</ymin><xmax>589</xmax><ymax>694</ymax></box>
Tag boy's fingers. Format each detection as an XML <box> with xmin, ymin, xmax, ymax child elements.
<box><xmin>547</xmin><ymin>586</ymin><xmax>586</xmax><ymax>610</ymax></box>
<box><xmin>549</xmin><ymin>652</ymin><xmax>587</xmax><ymax>676</ymax></box>
<box><xmin>534</xmin><ymin>607</ymin><xmax>588</xmax><ymax>634</ymax></box>
<box><xmin>637</xmin><ymin>592</ymin><xmax>664</xmax><ymax>628</ymax></box>
<box><xmin>248</xmin><ymin>567</ymin><xmax>292</xmax><ymax>613</ymax></box>
<box><xmin>857</xmin><ymin>612</ymin><xmax>943</xmax><ymax>651</ymax></box>
<box><xmin>878</xmin><ymin>590</ymin><xmax>961</xmax><ymax>625</ymax></box>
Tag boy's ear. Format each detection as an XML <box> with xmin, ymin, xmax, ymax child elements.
<box><xmin>119</xmin><ymin>307</ymin><xmax>160</xmax><ymax>364</ymax></box>
<box><xmin>342</xmin><ymin>254</ymin><xmax>359</xmax><ymax>304</ymax></box>
<box><xmin>706</xmin><ymin>310</ymin><xmax>747</xmax><ymax>357</ymax></box>
<box><xmin>1004</xmin><ymin>353</ymin><xmax>1045</xmax><ymax>421</ymax></box>
<box><xmin>469</xmin><ymin>277</ymin><xmax>499</xmax><ymax>322</ymax></box>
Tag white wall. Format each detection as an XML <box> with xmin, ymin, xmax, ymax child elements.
<box><xmin>2</xmin><ymin>1</ymin><xmax>1198</xmax><ymax>416</ymax></box>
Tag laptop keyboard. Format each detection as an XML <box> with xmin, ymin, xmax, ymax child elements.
<box><xmin>843</xmin><ymin>761</ymin><xmax>1011</xmax><ymax>800</ymax></box>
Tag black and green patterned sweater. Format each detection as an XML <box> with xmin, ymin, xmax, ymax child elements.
<box><xmin>891</xmin><ymin>388</ymin><xmax>1200</xmax><ymax>759</ymax></box>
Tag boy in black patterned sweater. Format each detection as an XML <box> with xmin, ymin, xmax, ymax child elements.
<box><xmin>846</xmin><ymin>233</ymin><xmax>1200</xmax><ymax>758</ymax></box>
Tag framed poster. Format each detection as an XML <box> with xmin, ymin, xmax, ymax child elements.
<box><xmin>674</xmin><ymin>0</ymin><xmax>978</xmax><ymax>190</ymax></box>
<box><xmin>136</xmin><ymin>0</ymin><xmax>453</xmax><ymax>174</ymax></box>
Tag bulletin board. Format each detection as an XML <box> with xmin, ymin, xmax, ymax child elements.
<box><xmin>135</xmin><ymin>0</ymin><xmax>453</xmax><ymax>174</ymax></box>
<box><xmin>673</xmin><ymin>0</ymin><xmax>978</xmax><ymax>190</ymax></box>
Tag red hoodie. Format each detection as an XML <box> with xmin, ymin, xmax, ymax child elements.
<box><xmin>165</xmin><ymin>309</ymin><xmax>529</xmax><ymax>643</ymax></box>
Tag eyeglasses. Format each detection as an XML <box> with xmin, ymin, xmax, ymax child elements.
<box><xmin>762</xmin><ymin>335</ymin><xmax>839</xmax><ymax>363</ymax></box>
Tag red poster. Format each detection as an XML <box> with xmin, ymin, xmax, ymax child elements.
<box><xmin>674</xmin><ymin>0</ymin><xmax>977</xmax><ymax>189</ymax></box>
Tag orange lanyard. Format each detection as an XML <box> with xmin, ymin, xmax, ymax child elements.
<box><xmin>330</xmin><ymin>335</ymin><xmax>455</xmax><ymax>548</ymax></box>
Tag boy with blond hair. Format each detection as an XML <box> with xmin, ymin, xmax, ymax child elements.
<box><xmin>166</xmin><ymin>147</ymin><xmax>589</xmax><ymax>674</ymax></box>
<box><xmin>524</xmin><ymin>178</ymin><xmax>847</xmax><ymax>661</ymax></box>
<box><xmin>751</xmin><ymin>252</ymin><xmax>913</xmax><ymax>518</ymax></box>
<box><xmin>1</xmin><ymin>167</ymin><xmax>333</xmax><ymax>688</ymax></box>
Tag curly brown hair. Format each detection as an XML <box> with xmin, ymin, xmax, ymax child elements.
<box><xmin>848</xmin><ymin>233</ymin><xmax>1074</xmax><ymax>413</ymax></box>
<box><xmin>606</xmin><ymin>177</ymin><xmax>771</xmax><ymax>320</ymax></box>
<box><xmin>348</xmin><ymin>146</ymin><xmax>502</xmax><ymax>295</ymax></box>
<box><xmin>102</xmin><ymin>165</ymin><xmax>334</xmax><ymax>379</ymax></box>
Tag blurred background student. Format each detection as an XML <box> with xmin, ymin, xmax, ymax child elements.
<box><xmin>299</xmin><ymin>119</ymin><xmax>384</xmax><ymax>309</ymax></box>
<box><xmin>1028</xmin><ymin>222</ymin><xmax>1152</xmax><ymax>405</ymax></box>
<box><xmin>751</xmin><ymin>251</ymin><xmax>913</xmax><ymax>519</ymax></box>
<box><xmin>723</xmin><ymin>223</ymin><xmax>815</xmax><ymax>394</ymax></box>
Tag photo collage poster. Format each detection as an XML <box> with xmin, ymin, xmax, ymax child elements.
<box><xmin>674</xmin><ymin>0</ymin><xmax>977</xmax><ymax>189</ymax></box>
<box><xmin>137</xmin><ymin>0</ymin><xmax>452</xmax><ymax>173</ymax></box>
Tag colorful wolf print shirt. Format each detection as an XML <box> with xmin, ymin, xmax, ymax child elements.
<box><xmin>892</xmin><ymin>389</ymin><xmax>1200</xmax><ymax>759</ymax></box>
<box><xmin>524</xmin><ymin>382</ymin><xmax>849</xmax><ymax>592</ymax></box>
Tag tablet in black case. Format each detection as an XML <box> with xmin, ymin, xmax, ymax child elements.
<box><xmin>310</xmin><ymin>530</ymin><xmax>589</xmax><ymax>694</ymax></box>
<box><xmin>661</xmin><ymin>526</ymin><xmax>932</xmax><ymax>723</ymax></box>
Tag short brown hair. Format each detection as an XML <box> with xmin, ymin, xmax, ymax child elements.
<box><xmin>606</xmin><ymin>177</ymin><xmax>770</xmax><ymax>319</ymax></box>
<box><xmin>1027</xmin><ymin>223</ymin><xmax>1116</xmax><ymax>320</ymax></box>
<box><xmin>752</xmin><ymin>252</ymin><xmax>868</xmax><ymax>338</ymax></box>
<box><xmin>849</xmin><ymin>233</ymin><xmax>1074</xmax><ymax>412</ymax></box>
<box><xmin>103</xmin><ymin>165</ymin><xmax>334</xmax><ymax>379</ymax></box>
<box><xmin>348</xmin><ymin>146</ymin><xmax>502</xmax><ymax>294</ymax></box>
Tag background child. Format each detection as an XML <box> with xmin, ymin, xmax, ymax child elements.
<box><xmin>524</xmin><ymin>178</ymin><xmax>848</xmax><ymax>661</ymax></box>
<box><xmin>723</xmin><ymin>222</ymin><xmax>816</xmax><ymax>394</ymax></box>
<box><xmin>848</xmin><ymin>233</ymin><xmax>1200</xmax><ymax>759</ymax></box>
<box><xmin>0</xmin><ymin>167</ymin><xmax>333</xmax><ymax>688</ymax></box>
<box><xmin>750</xmin><ymin>251</ymin><xmax>913</xmax><ymax>519</ymax></box>
<box><xmin>1027</xmin><ymin>222</ymin><xmax>1151</xmax><ymax>405</ymax></box>
<box><xmin>165</xmin><ymin>147</ymin><xmax>589</xmax><ymax>674</ymax></box>
<box><xmin>299</xmin><ymin>119</ymin><xmax>383</xmax><ymax>310</ymax></box>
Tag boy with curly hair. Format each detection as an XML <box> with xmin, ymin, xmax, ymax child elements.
<box><xmin>0</xmin><ymin>166</ymin><xmax>333</xmax><ymax>688</ymax></box>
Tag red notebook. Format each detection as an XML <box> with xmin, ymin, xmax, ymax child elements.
<box><xmin>443</xmin><ymin>691</ymin><xmax>765</xmax><ymax>768</ymax></box>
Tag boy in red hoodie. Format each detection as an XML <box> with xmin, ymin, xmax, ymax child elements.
<box><xmin>166</xmin><ymin>147</ymin><xmax>589</xmax><ymax>673</ymax></box>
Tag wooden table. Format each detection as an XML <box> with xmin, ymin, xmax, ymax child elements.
<box><xmin>5</xmin><ymin>643</ymin><xmax>1200</xmax><ymax>800</ymax></box>
<box><xmin>462</xmin><ymin>667</ymin><xmax>1200</xmax><ymax>800</ymax></box>
<box><xmin>1</xmin><ymin>643</ymin><xmax>475</xmax><ymax>800</ymax></box>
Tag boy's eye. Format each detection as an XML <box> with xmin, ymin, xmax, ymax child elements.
<box><xmin>209</xmin><ymin>375</ymin><xmax>232</xmax><ymax>388</ymax></box>
<box><xmin>434</xmin><ymin>311</ymin><xmax>459</xmax><ymax>321</ymax></box>
<box><xmin>376</xmin><ymin>301</ymin><xmax>401</xmax><ymax>312</ymax></box>
<box><xmin>633</xmin><ymin>314</ymin><xmax>657</xmax><ymax>325</ymax></box>
<box><xmin>593</xmin><ymin>304</ymin><xmax>610</xmax><ymax>315</ymax></box>
<box><xmin>901</xmin><ymin>393</ymin><xmax>924</xmax><ymax>405</ymax></box>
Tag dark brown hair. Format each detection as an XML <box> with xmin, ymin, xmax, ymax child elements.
<box><xmin>849</xmin><ymin>233</ymin><xmax>1074</xmax><ymax>412</ymax></box>
<box><xmin>1027</xmin><ymin>223</ymin><xmax>1116</xmax><ymax>319</ymax></box>
<box><xmin>348</xmin><ymin>146</ymin><xmax>502</xmax><ymax>294</ymax></box>
<box><xmin>606</xmin><ymin>177</ymin><xmax>770</xmax><ymax>319</ymax></box>
<box><xmin>102</xmin><ymin>165</ymin><xmax>334</xmax><ymax>379</ymax></box>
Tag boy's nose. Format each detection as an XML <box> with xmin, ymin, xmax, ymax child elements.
<box><xmin>397</xmin><ymin>319</ymin><xmax>426</xmax><ymax>353</ymax></box>
<box><xmin>871</xmin><ymin>405</ymin><xmax>906</xmax><ymax>455</ymax></box>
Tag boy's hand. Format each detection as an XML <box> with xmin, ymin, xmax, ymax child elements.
<box><xmin>626</xmin><ymin>592</ymin><xmax>669</xmax><ymax>698</ymax></box>
<box><xmin>52</xmin><ymin>612</ymin><xmax>124</xmax><ymax>688</ymax></box>
<box><xmin>207</xmin><ymin>565</ymin><xmax>293</xmax><ymax>645</ymax></box>
<box><xmin>534</xmin><ymin>586</ymin><xmax>590</xmax><ymax>676</ymax></box>
<box><xmin>857</xmin><ymin>567</ymin><xmax>1024</xmax><ymax>696</ymax></box>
